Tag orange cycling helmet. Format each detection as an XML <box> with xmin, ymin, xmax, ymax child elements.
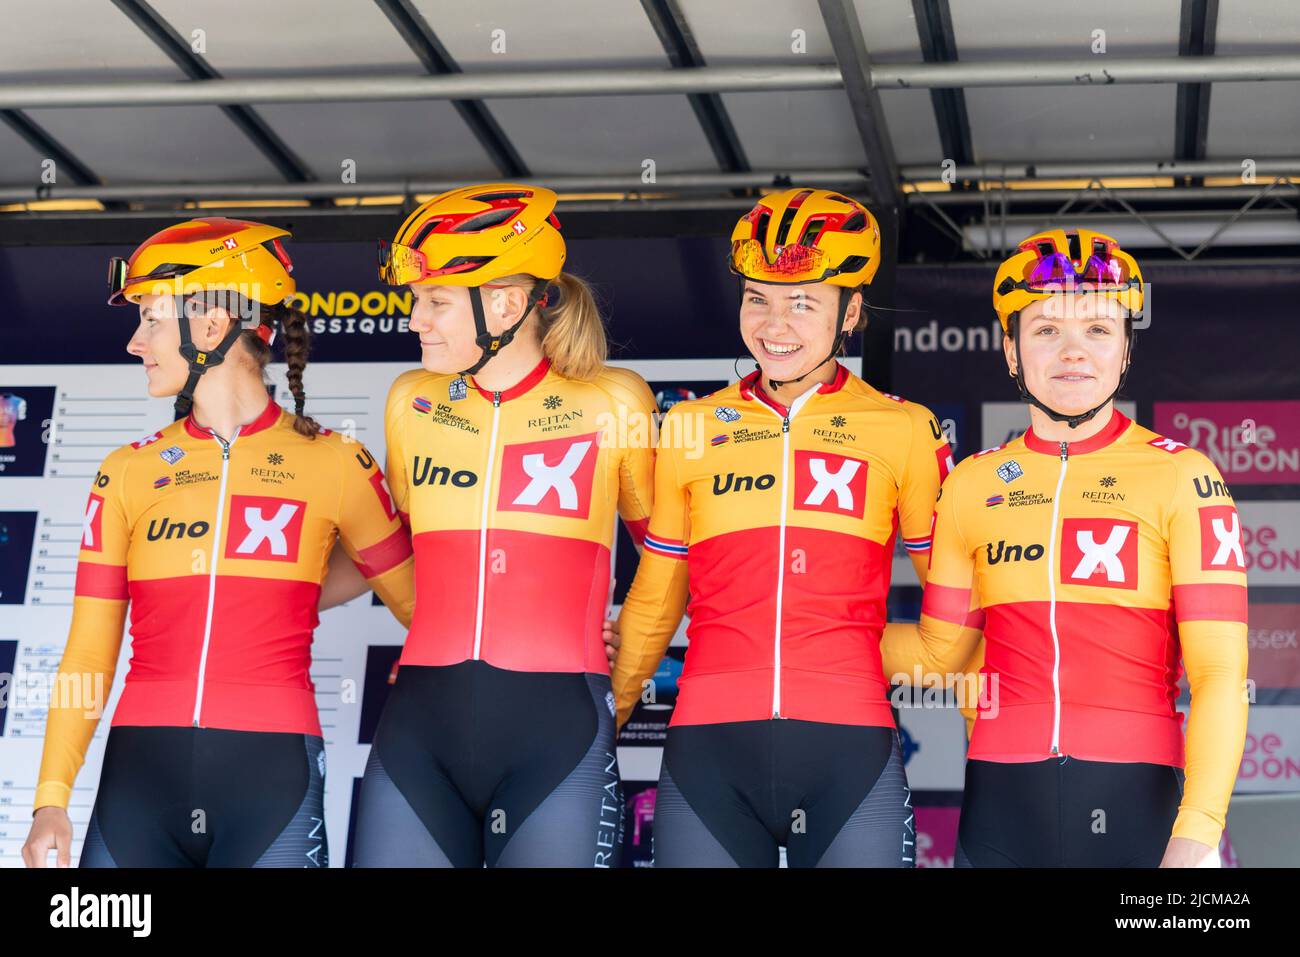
<box><xmin>727</xmin><ymin>187</ymin><xmax>883</xmax><ymax>389</ymax></box>
<box><xmin>993</xmin><ymin>228</ymin><xmax>1144</xmax><ymax>429</ymax></box>
<box><xmin>107</xmin><ymin>217</ymin><xmax>297</xmax><ymax>417</ymax></box>
<box><xmin>378</xmin><ymin>184</ymin><xmax>565</xmax><ymax>375</ymax></box>
<box><xmin>993</xmin><ymin>227</ymin><xmax>1143</xmax><ymax>332</ymax></box>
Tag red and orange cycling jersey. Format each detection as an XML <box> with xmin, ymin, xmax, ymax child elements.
<box><xmin>34</xmin><ymin>398</ymin><xmax>415</xmax><ymax>811</ymax></box>
<box><xmin>882</xmin><ymin>409</ymin><xmax>1249</xmax><ymax>846</ymax></box>
<box><xmin>384</xmin><ymin>357</ymin><xmax>656</xmax><ymax>674</ymax></box>
<box><xmin>612</xmin><ymin>363</ymin><xmax>954</xmax><ymax>728</ymax></box>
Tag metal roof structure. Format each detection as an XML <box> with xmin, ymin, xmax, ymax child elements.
<box><xmin>0</xmin><ymin>0</ymin><xmax>1297</xmax><ymax>258</ymax></box>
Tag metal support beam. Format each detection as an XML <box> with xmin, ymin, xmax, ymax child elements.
<box><xmin>0</xmin><ymin>169</ymin><xmax>872</xmax><ymax>205</ymax></box>
<box><xmin>912</xmin><ymin>0</ymin><xmax>973</xmax><ymax>167</ymax></box>
<box><xmin>372</xmin><ymin>0</ymin><xmax>528</xmax><ymax>178</ymax></box>
<box><xmin>1175</xmin><ymin>0</ymin><xmax>1219</xmax><ymax>185</ymax></box>
<box><xmin>818</xmin><ymin>0</ymin><xmax>901</xmax><ymax>390</ymax></box>
<box><xmin>109</xmin><ymin>0</ymin><xmax>313</xmax><ymax>183</ymax></box>
<box><xmin>641</xmin><ymin>0</ymin><xmax>749</xmax><ymax>172</ymax></box>
<box><xmin>901</xmin><ymin>158</ymin><xmax>1300</xmax><ymax>180</ymax></box>
<box><xmin>909</xmin><ymin>181</ymin><xmax>1297</xmax><ymax>205</ymax></box>
<box><xmin>5</xmin><ymin>54</ymin><xmax>1300</xmax><ymax>110</ymax></box>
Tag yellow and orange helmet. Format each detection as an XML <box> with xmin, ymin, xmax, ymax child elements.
<box><xmin>993</xmin><ymin>228</ymin><xmax>1143</xmax><ymax>332</ymax></box>
<box><xmin>107</xmin><ymin>216</ymin><xmax>295</xmax><ymax>308</ymax></box>
<box><xmin>728</xmin><ymin>188</ymin><xmax>882</xmax><ymax>288</ymax></box>
<box><xmin>378</xmin><ymin>183</ymin><xmax>566</xmax><ymax>287</ymax></box>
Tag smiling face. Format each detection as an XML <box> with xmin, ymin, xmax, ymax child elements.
<box><xmin>407</xmin><ymin>282</ymin><xmax>533</xmax><ymax>374</ymax></box>
<box><xmin>738</xmin><ymin>280</ymin><xmax>860</xmax><ymax>384</ymax></box>
<box><xmin>1005</xmin><ymin>294</ymin><xmax>1129</xmax><ymax>415</ymax></box>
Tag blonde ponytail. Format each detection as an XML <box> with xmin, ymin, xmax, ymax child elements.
<box><xmin>491</xmin><ymin>271</ymin><xmax>607</xmax><ymax>381</ymax></box>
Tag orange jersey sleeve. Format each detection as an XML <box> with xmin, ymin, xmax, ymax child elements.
<box><xmin>1166</xmin><ymin>449</ymin><xmax>1249</xmax><ymax>847</ymax></box>
<box><xmin>881</xmin><ymin>462</ymin><xmax>985</xmax><ymax>691</ymax></box>
<box><xmin>34</xmin><ymin>447</ymin><xmax>133</xmax><ymax>811</ymax></box>
<box><xmin>592</xmin><ymin>365</ymin><xmax>657</xmax><ymax>547</ymax></box>
<box><xmin>333</xmin><ymin>438</ymin><xmax>415</xmax><ymax>628</ymax></box>
<box><xmin>897</xmin><ymin>400</ymin><xmax>955</xmax><ymax>560</ymax></box>
<box><xmin>611</xmin><ymin>403</ymin><xmax>691</xmax><ymax>729</ymax></box>
<box><xmin>383</xmin><ymin>368</ymin><xmax>427</xmax><ymax>526</ymax></box>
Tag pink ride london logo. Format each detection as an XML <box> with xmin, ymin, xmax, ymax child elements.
<box><xmin>1153</xmin><ymin>401</ymin><xmax>1300</xmax><ymax>484</ymax></box>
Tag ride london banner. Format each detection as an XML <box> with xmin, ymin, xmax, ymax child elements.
<box><xmin>0</xmin><ymin>236</ymin><xmax>1295</xmax><ymax>867</ymax></box>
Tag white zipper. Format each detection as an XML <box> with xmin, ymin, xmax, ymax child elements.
<box><xmin>752</xmin><ymin>387</ymin><xmax>816</xmax><ymax>719</ymax></box>
<box><xmin>191</xmin><ymin>426</ymin><xmax>240</xmax><ymax>727</ymax></box>
<box><xmin>1045</xmin><ymin>440</ymin><xmax>1069</xmax><ymax>754</ymax></box>
<box><xmin>471</xmin><ymin>391</ymin><xmax>502</xmax><ymax>660</ymax></box>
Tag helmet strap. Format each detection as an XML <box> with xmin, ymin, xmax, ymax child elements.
<box><xmin>172</xmin><ymin>294</ymin><xmax>246</xmax><ymax>419</ymax></box>
<box><xmin>1010</xmin><ymin>312</ymin><xmax>1135</xmax><ymax>430</ymax></box>
<box><xmin>458</xmin><ymin>278</ymin><xmax>550</xmax><ymax>377</ymax></box>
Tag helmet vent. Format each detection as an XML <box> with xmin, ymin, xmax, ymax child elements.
<box><xmin>455</xmin><ymin>208</ymin><xmax>521</xmax><ymax>233</ymax></box>
<box><xmin>841</xmin><ymin>212</ymin><xmax>867</xmax><ymax>232</ymax></box>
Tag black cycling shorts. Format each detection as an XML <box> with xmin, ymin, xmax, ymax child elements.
<box><xmin>955</xmin><ymin>755</ymin><xmax>1185</xmax><ymax>867</ymax></box>
<box><xmin>653</xmin><ymin>718</ymin><xmax>915</xmax><ymax>867</ymax></box>
<box><xmin>80</xmin><ymin>726</ymin><xmax>327</xmax><ymax>868</ymax></box>
<box><xmin>352</xmin><ymin>660</ymin><xmax>623</xmax><ymax>867</ymax></box>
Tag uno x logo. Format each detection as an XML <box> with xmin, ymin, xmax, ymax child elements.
<box><xmin>794</xmin><ymin>450</ymin><xmax>868</xmax><ymax>518</ymax></box>
<box><xmin>1199</xmin><ymin>505</ymin><xmax>1245</xmax><ymax>571</ymax></box>
<box><xmin>224</xmin><ymin>495</ymin><xmax>307</xmax><ymax>562</ymax></box>
<box><xmin>1060</xmin><ymin>518</ymin><xmax>1138</xmax><ymax>589</ymax></box>
<box><xmin>82</xmin><ymin>494</ymin><xmax>104</xmax><ymax>551</ymax></box>
<box><xmin>497</xmin><ymin>432</ymin><xmax>599</xmax><ymax>518</ymax></box>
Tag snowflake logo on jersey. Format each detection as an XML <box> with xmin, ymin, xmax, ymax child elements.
<box><xmin>267</xmin><ymin>452</ymin><xmax>284</xmax><ymax>466</ymax></box>
<box><xmin>132</xmin><ymin>431</ymin><xmax>163</xmax><ymax>449</ymax></box>
<box><xmin>996</xmin><ymin>460</ymin><xmax>1023</xmax><ymax>484</ymax></box>
<box><xmin>715</xmin><ymin>407</ymin><xmax>741</xmax><ymax>423</ymax></box>
<box><xmin>159</xmin><ymin>445</ymin><xmax>186</xmax><ymax>465</ymax></box>
<box><xmin>831</xmin><ymin>415</ymin><xmax>847</xmax><ymax>428</ymax></box>
<box><xmin>543</xmin><ymin>395</ymin><xmax>563</xmax><ymax>410</ymax></box>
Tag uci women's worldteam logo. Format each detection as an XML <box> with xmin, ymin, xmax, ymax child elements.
<box><xmin>412</xmin><ymin>396</ymin><xmax>432</xmax><ymax>415</ymax></box>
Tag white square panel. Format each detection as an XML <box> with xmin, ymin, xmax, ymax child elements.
<box><xmin>254</xmin><ymin>100</ymin><xmax>496</xmax><ymax>181</ymax></box>
<box><xmin>486</xmin><ymin>95</ymin><xmax>717</xmax><ymax>176</ymax></box>
<box><xmin>0</xmin><ymin>0</ymin><xmax>182</xmax><ymax>81</ymax></box>
<box><xmin>949</xmin><ymin>0</ymin><xmax>1181</xmax><ymax>58</ymax></box>
<box><xmin>722</xmin><ymin>88</ymin><xmax>941</xmax><ymax>168</ymax></box>
<box><xmin>411</xmin><ymin>0</ymin><xmax>668</xmax><ymax>68</ymax></box>
<box><xmin>965</xmin><ymin>84</ymin><xmax>1178</xmax><ymax>162</ymax></box>
<box><xmin>149</xmin><ymin>0</ymin><xmax>426</xmax><ymax>76</ymax></box>
<box><xmin>681</xmin><ymin>0</ymin><xmax>923</xmax><ymax>64</ymax></box>
<box><xmin>1205</xmin><ymin>81</ymin><xmax>1300</xmax><ymax>158</ymax></box>
<box><xmin>1214</xmin><ymin>0</ymin><xmax>1300</xmax><ymax>50</ymax></box>
<box><xmin>22</xmin><ymin>106</ymin><xmax>285</xmax><ymax>184</ymax></box>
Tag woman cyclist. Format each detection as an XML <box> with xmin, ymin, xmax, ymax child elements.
<box><xmin>882</xmin><ymin>229</ymin><xmax>1249</xmax><ymax>868</ymax></box>
<box><xmin>352</xmin><ymin>183</ymin><xmax>657</xmax><ymax>867</ymax></box>
<box><xmin>609</xmin><ymin>188</ymin><xmax>954</xmax><ymax>867</ymax></box>
<box><xmin>22</xmin><ymin>217</ymin><xmax>415</xmax><ymax>867</ymax></box>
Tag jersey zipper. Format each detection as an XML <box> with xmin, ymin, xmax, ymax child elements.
<box><xmin>752</xmin><ymin>388</ymin><xmax>816</xmax><ymax>720</ymax></box>
<box><xmin>471</xmin><ymin>391</ymin><xmax>503</xmax><ymax>661</ymax></box>
<box><xmin>192</xmin><ymin>427</ymin><xmax>240</xmax><ymax>727</ymax></box>
<box><xmin>1045</xmin><ymin>439</ymin><xmax>1069</xmax><ymax>754</ymax></box>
